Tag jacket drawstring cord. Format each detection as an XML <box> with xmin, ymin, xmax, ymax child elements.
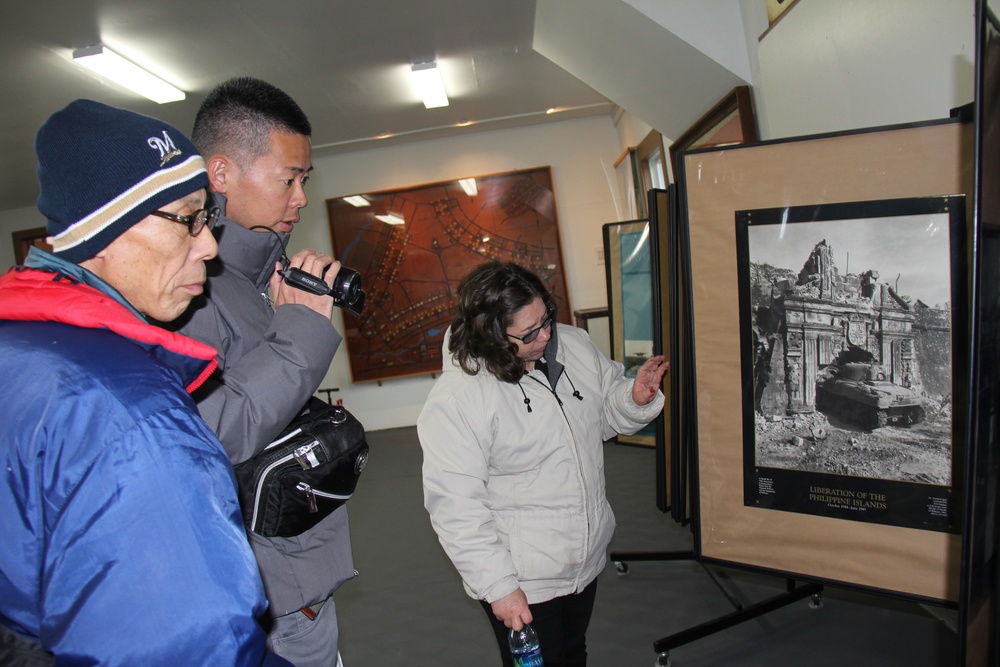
<box><xmin>521</xmin><ymin>373</ymin><xmax>571</xmax><ymax>412</ymax></box>
<box><xmin>517</xmin><ymin>382</ymin><xmax>533</xmax><ymax>413</ymax></box>
<box><xmin>564</xmin><ymin>371</ymin><xmax>584</xmax><ymax>401</ymax></box>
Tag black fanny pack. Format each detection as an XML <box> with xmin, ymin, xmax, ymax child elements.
<box><xmin>233</xmin><ymin>397</ymin><xmax>369</xmax><ymax>538</ymax></box>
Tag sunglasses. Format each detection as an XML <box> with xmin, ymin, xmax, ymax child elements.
<box><xmin>506</xmin><ymin>310</ymin><xmax>555</xmax><ymax>344</ymax></box>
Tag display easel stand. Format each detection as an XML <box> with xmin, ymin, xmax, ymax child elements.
<box><xmin>610</xmin><ymin>550</ymin><xmax>824</xmax><ymax>666</ymax></box>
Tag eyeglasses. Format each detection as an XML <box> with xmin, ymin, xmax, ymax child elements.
<box><xmin>506</xmin><ymin>311</ymin><xmax>555</xmax><ymax>344</ymax></box>
<box><xmin>151</xmin><ymin>206</ymin><xmax>221</xmax><ymax>237</ymax></box>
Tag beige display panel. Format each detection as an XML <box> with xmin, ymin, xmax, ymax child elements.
<box><xmin>682</xmin><ymin>120</ymin><xmax>971</xmax><ymax>602</ymax></box>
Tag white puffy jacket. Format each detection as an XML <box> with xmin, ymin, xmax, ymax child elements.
<box><xmin>417</xmin><ymin>324</ymin><xmax>664</xmax><ymax>605</ymax></box>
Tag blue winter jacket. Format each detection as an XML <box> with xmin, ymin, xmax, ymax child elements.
<box><xmin>0</xmin><ymin>249</ymin><xmax>289</xmax><ymax>666</ymax></box>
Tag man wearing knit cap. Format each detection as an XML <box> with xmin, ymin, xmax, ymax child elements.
<box><xmin>0</xmin><ymin>99</ymin><xmax>290</xmax><ymax>666</ymax></box>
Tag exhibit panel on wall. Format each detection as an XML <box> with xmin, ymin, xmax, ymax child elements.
<box><xmin>960</xmin><ymin>0</ymin><xmax>1000</xmax><ymax>661</ymax></box>
<box><xmin>603</xmin><ymin>195</ymin><xmax>676</xmax><ymax>510</ymax></box>
<box><xmin>668</xmin><ymin>85</ymin><xmax>757</xmax><ymax>181</ymax></box>
<box><xmin>603</xmin><ymin>219</ymin><xmax>656</xmax><ymax>447</ymax></box>
<box><xmin>649</xmin><ymin>184</ymin><xmax>694</xmax><ymax>524</ymax></box>
<box><xmin>325</xmin><ymin>167</ymin><xmax>570</xmax><ymax>383</ymax></box>
<box><xmin>677</xmin><ymin>118</ymin><xmax>972</xmax><ymax>603</ymax></box>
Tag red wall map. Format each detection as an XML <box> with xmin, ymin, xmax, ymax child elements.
<box><xmin>325</xmin><ymin>166</ymin><xmax>569</xmax><ymax>383</ymax></box>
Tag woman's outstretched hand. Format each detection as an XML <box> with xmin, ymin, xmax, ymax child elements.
<box><xmin>632</xmin><ymin>355</ymin><xmax>669</xmax><ymax>405</ymax></box>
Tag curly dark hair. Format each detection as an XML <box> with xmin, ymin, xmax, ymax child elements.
<box><xmin>448</xmin><ymin>262</ymin><xmax>556</xmax><ymax>383</ymax></box>
<box><xmin>192</xmin><ymin>77</ymin><xmax>311</xmax><ymax>169</ymax></box>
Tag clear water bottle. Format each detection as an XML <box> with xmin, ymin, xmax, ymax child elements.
<box><xmin>508</xmin><ymin>623</ymin><xmax>544</xmax><ymax>666</ymax></box>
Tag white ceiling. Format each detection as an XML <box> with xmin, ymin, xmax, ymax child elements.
<box><xmin>0</xmin><ymin>0</ymin><xmax>749</xmax><ymax>214</ymax></box>
<box><xmin>0</xmin><ymin>0</ymin><xmax>621</xmax><ymax>213</ymax></box>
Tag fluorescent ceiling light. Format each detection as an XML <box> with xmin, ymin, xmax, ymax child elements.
<box><xmin>375</xmin><ymin>213</ymin><xmax>405</xmax><ymax>225</ymax></box>
<box><xmin>458</xmin><ymin>178</ymin><xmax>478</xmax><ymax>197</ymax></box>
<box><xmin>411</xmin><ymin>61</ymin><xmax>449</xmax><ymax>109</ymax></box>
<box><xmin>343</xmin><ymin>195</ymin><xmax>370</xmax><ymax>207</ymax></box>
<box><xmin>73</xmin><ymin>45</ymin><xmax>185</xmax><ymax>104</ymax></box>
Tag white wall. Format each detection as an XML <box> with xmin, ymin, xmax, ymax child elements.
<box><xmin>625</xmin><ymin>0</ymin><xmax>752</xmax><ymax>82</ymax></box>
<box><xmin>752</xmin><ymin>0</ymin><xmax>975</xmax><ymax>139</ymax></box>
<box><xmin>290</xmin><ymin>114</ymin><xmax>622</xmax><ymax>431</ymax></box>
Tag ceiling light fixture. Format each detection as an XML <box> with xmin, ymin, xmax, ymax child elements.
<box><xmin>411</xmin><ymin>60</ymin><xmax>449</xmax><ymax>109</ymax></box>
<box><xmin>458</xmin><ymin>178</ymin><xmax>478</xmax><ymax>197</ymax></box>
<box><xmin>72</xmin><ymin>45</ymin><xmax>185</xmax><ymax>104</ymax></box>
<box><xmin>375</xmin><ymin>212</ymin><xmax>405</xmax><ymax>225</ymax></box>
<box><xmin>343</xmin><ymin>195</ymin><xmax>370</xmax><ymax>207</ymax></box>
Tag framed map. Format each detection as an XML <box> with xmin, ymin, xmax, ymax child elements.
<box><xmin>325</xmin><ymin>167</ymin><xmax>569</xmax><ymax>383</ymax></box>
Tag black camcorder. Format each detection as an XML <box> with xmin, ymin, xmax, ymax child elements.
<box><xmin>245</xmin><ymin>225</ymin><xmax>365</xmax><ymax>315</ymax></box>
<box><xmin>279</xmin><ymin>262</ymin><xmax>366</xmax><ymax>317</ymax></box>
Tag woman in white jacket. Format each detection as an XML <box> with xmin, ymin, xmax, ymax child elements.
<box><xmin>417</xmin><ymin>262</ymin><xmax>668</xmax><ymax>666</ymax></box>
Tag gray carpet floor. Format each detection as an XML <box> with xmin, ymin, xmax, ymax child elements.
<box><xmin>334</xmin><ymin>427</ymin><xmax>958</xmax><ymax>666</ymax></box>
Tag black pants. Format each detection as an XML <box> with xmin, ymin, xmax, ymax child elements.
<box><xmin>481</xmin><ymin>579</ymin><xmax>598</xmax><ymax>667</ymax></box>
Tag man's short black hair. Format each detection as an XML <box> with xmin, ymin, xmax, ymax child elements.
<box><xmin>192</xmin><ymin>77</ymin><xmax>311</xmax><ymax>167</ymax></box>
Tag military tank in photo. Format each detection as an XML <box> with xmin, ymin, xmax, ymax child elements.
<box><xmin>815</xmin><ymin>362</ymin><xmax>926</xmax><ymax>430</ymax></box>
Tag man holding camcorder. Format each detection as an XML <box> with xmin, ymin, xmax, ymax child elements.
<box><xmin>171</xmin><ymin>76</ymin><xmax>355</xmax><ymax>667</ymax></box>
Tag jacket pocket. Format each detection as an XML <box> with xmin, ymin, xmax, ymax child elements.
<box><xmin>504</xmin><ymin>509</ymin><xmax>587</xmax><ymax>583</ymax></box>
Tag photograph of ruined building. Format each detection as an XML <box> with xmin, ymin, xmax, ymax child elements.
<box><xmin>744</xmin><ymin>210</ymin><xmax>955</xmax><ymax>488</ymax></box>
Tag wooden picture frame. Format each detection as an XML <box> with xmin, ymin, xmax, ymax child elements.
<box><xmin>669</xmin><ymin>85</ymin><xmax>758</xmax><ymax>180</ymax></box>
<box><xmin>603</xmin><ymin>218</ymin><xmax>656</xmax><ymax>447</ymax></box>
<box><xmin>637</xmin><ymin>129</ymin><xmax>669</xmax><ymax>191</ymax></box>
<box><xmin>325</xmin><ymin>167</ymin><xmax>570</xmax><ymax>384</ymax></box>
<box><xmin>960</xmin><ymin>1</ymin><xmax>1000</xmax><ymax>658</ymax></box>
<box><xmin>766</xmin><ymin>0</ymin><xmax>798</xmax><ymax>25</ymax></box>
<box><xmin>12</xmin><ymin>227</ymin><xmax>50</xmax><ymax>264</ymax></box>
<box><xmin>677</xmin><ymin>117</ymin><xmax>971</xmax><ymax>603</ymax></box>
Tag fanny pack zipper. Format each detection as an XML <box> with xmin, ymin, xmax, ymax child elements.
<box><xmin>250</xmin><ymin>438</ymin><xmax>324</xmax><ymax>528</ymax></box>
<box><xmin>295</xmin><ymin>482</ymin><xmax>352</xmax><ymax>512</ymax></box>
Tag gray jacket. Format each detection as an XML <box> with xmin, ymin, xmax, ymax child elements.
<box><xmin>175</xmin><ymin>195</ymin><xmax>355</xmax><ymax>616</ymax></box>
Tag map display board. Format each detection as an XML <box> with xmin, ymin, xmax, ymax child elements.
<box><xmin>326</xmin><ymin>167</ymin><xmax>569</xmax><ymax>383</ymax></box>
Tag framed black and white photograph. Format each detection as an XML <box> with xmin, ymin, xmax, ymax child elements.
<box><xmin>736</xmin><ymin>196</ymin><xmax>966</xmax><ymax>533</ymax></box>
<box><xmin>678</xmin><ymin>117</ymin><xmax>969</xmax><ymax>602</ymax></box>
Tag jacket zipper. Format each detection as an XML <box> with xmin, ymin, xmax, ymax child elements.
<box><xmin>524</xmin><ymin>372</ymin><xmax>564</xmax><ymax>406</ymax></box>
<box><xmin>524</xmin><ymin>368</ymin><xmax>592</xmax><ymax>589</ymax></box>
